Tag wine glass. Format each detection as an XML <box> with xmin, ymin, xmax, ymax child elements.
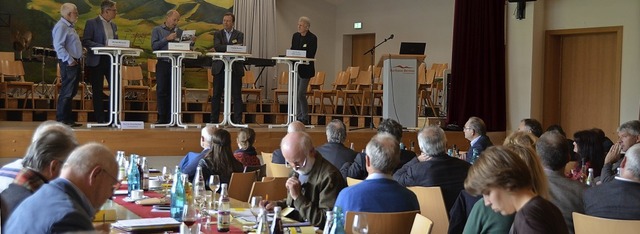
<box><xmin>249</xmin><ymin>196</ymin><xmax>263</xmax><ymax>224</ymax></box>
<box><xmin>352</xmin><ymin>213</ymin><xmax>369</xmax><ymax>234</ymax></box>
<box><xmin>209</xmin><ymin>175</ymin><xmax>221</xmax><ymax>210</ymax></box>
<box><xmin>182</xmin><ymin>204</ymin><xmax>198</xmax><ymax>234</ymax></box>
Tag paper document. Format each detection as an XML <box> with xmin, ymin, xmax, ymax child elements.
<box><xmin>181</xmin><ymin>30</ymin><xmax>196</xmax><ymax>42</ymax></box>
<box><xmin>113</xmin><ymin>217</ymin><xmax>179</xmax><ymax>227</ymax></box>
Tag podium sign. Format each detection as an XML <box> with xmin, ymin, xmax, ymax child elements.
<box><xmin>382</xmin><ymin>57</ymin><xmax>419</xmax><ymax>128</ymax></box>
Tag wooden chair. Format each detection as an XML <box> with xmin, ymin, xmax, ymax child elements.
<box><xmin>573</xmin><ymin>212</ymin><xmax>640</xmax><ymax>234</ymax></box>
<box><xmin>408</xmin><ymin>186</ymin><xmax>449</xmax><ymax>234</ymax></box>
<box><xmin>53</xmin><ymin>63</ymin><xmax>87</xmax><ymax>110</ymax></box>
<box><xmin>146</xmin><ymin>59</ymin><xmax>157</xmax><ymax>88</ymax></box>
<box><xmin>410</xmin><ymin>213</ymin><xmax>434</xmax><ymax>234</ymax></box>
<box><xmin>430</xmin><ymin>63</ymin><xmax>448</xmax><ymax>105</ymax></box>
<box><xmin>268</xmin><ymin>162</ymin><xmax>293</xmax><ymax>177</ymax></box>
<box><xmin>346</xmin><ymin>66</ymin><xmax>360</xmax><ymax>83</ymax></box>
<box><xmin>228</xmin><ymin>171</ymin><xmax>259</xmax><ymax>202</ymax></box>
<box><xmin>306</xmin><ymin>71</ymin><xmax>325</xmax><ymax>113</ymax></box>
<box><xmin>344</xmin><ymin>210</ymin><xmax>419</xmax><ymax>234</ymax></box>
<box><xmin>261</xmin><ymin>152</ymin><xmax>274</xmax><ymax>177</ymax></box>
<box><xmin>418</xmin><ymin>65</ymin><xmax>438</xmax><ymax>117</ymax></box>
<box><xmin>273</xmin><ymin>71</ymin><xmax>289</xmax><ymax>105</ymax></box>
<box><xmin>243</xmin><ymin>164</ymin><xmax>266</xmax><ymax>182</ymax></box>
<box><xmin>313</xmin><ymin>71</ymin><xmax>349</xmax><ymax>114</ymax></box>
<box><xmin>241</xmin><ymin>70</ymin><xmax>262</xmax><ymax>108</ymax></box>
<box><xmin>121</xmin><ymin>65</ymin><xmax>150</xmax><ymax>110</ymax></box>
<box><xmin>346</xmin><ymin>177</ymin><xmax>363</xmax><ymax>186</ymax></box>
<box><xmin>0</xmin><ymin>60</ymin><xmax>34</xmax><ymax>109</ymax></box>
<box><xmin>248</xmin><ymin>177</ymin><xmax>288</xmax><ymax>202</ymax></box>
<box><xmin>336</xmin><ymin>70</ymin><xmax>372</xmax><ymax>115</ymax></box>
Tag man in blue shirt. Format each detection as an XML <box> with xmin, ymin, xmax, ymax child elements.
<box><xmin>52</xmin><ymin>3</ymin><xmax>83</xmax><ymax>127</ymax></box>
<box><xmin>335</xmin><ymin>133</ymin><xmax>419</xmax><ymax>212</ymax></box>
<box><xmin>179</xmin><ymin>125</ymin><xmax>215</xmax><ymax>181</ymax></box>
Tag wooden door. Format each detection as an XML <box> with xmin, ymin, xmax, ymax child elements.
<box><xmin>351</xmin><ymin>34</ymin><xmax>375</xmax><ymax>69</ymax></box>
<box><xmin>544</xmin><ymin>27</ymin><xmax>622</xmax><ymax>139</ymax></box>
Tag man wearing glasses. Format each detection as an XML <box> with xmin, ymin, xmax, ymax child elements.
<box><xmin>262</xmin><ymin>131</ymin><xmax>346</xmax><ymax>228</ymax></box>
<box><xmin>463</xmin><ymin>116</ymin><xmax>493</xmax><ymax>164</ymax></box>
<box><xmin>83</xmin><ymin>0</ymin><xmax>118</xmax><ymax>124</ymax></box>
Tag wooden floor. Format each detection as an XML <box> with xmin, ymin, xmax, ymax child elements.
<box><xmin>0</xmin><ymin>121</ymin><xmax>506</xmax><ymax>159</ymax></box>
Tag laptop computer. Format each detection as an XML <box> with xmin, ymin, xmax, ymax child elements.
<box><xmin>399</xmin><ymin>42</ymin><xmax>426</xmax><ymax>55</ymax></box>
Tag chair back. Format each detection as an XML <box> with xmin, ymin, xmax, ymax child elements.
<box><xmin>277</xmin><ymin>71</ymin><xmax>289</xmax><ymax>88</ymax></box>
<box><xmin>0</xmin><ymin>60</ymin><xmax>25</xmax><ymax>82</ymax></box>
<box><xmin>244</xmin><ymin>164</ymin><xmax>266</xmax><ymax>181</ymax></box>
<box><xmin>147</xmin><ymin>59</ymin><xmax>157</xmax><ymax>86</ymax></box>
<box><xmin>346</xmin><ymin>177</ymin><xmax>363</xmax><ymax>186</ymax></box>
<box><xmin>410</xmin><ymin>213</ymin><xmax>434</xmax><ymax>234</ymax></box>
<box><xmin>332</xmin><ymin>71</ymin><xmax>350</xmax><ymax>90</ymax></box>
<box><xmin>242</xmin><ymin>70</ymin><xmax>257</xmax><ymax>88</ymax></box>
<box><xmin>408</xmin><ymin>186</ymin><xmax>449</xmax><ymax>234</ymax></box>
<box><xmin>346</xmin><ymin>66</ymin><xmax>360</xmax><ymax>82</ymax></box>
<box><xmin>269</xmin><ymin>162</ymin><xmax>293</xmax><ymax>177</ymax></box>
<box><xmin>228</xmin><ymin>171</ymin><xmax>259</xmax><ymax>202</ymax></box>
<box><xmin>249</xmin><ymin>177</ymin><xmax>288</xmax><ymax>202</ymax></box>
<box><xmin>261</xmin><ymin>152</ymin><xmax>274</xmax><ymax>176</ymax></box>
<box><xmin>308</xmin><ymin>71</ymin><xmax>326</xmax><ymax>91</ymax></box>
<box><xmin>573</xmin><ymin>212</ymin><xmax>640</xmax><ymax>234</ymax></box>
<box><xmin>354</xmin><ymin>70</ymin><xmax>373</xmax><ymax>90</ymax></box>
<box><xmin>344</xmin><ymin>210</ymin><xmax>419</xmax><ymax>234</ymax></box>
<box><xmin>0</xmin><ymin>52</ymin><xmax>14</xmax><ymax>61</ymax></box>
<box><xmin>430</xmin><ymin>63</ymin><xmax>448</xmax><ymax>78</ymax></box>
<box><xmin>122</xmin><ymin>65</ymin><xmax>145</xmax><ymax>86</ymax></box>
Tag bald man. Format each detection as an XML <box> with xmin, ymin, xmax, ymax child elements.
<box><xmin>272</xmin><ymin>121</ymin><xmax>306</xmax><ymax>164</ymax></box>
<box><xmin>5</xmin><ymin>143</ymin><xmax>118</xmax><ymax>233</ymax></box>
<box><xmin>151</xmin><ymin>10</ymin><xmax>183</xmax><ymax>124</ymax></box>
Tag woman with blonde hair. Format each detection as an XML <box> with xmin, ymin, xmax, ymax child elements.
<box><xmin>233</xmin><ymin>127</ymin><xmax>260</xmax><ymax>167</ymax></box>
<box><xmin>503</xmin><ymin>131</ymin><xmax>538</xmax><ymax>149</ymax></box>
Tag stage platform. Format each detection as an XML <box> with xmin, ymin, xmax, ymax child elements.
<box><xmin>0</xmin><ymin>121</ymin><xmax>506</xmax><ymax>160</ymax></box>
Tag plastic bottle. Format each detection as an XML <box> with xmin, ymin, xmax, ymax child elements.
<box><xmin>217</xmin><ymin>183</ymin><xmax>230</xmax><ymax>232</ymax></box>
<box><xmin>271</xmin><ymin>206</ymin><xmax>284</xmax><ymax>234</ymax></box>
<box><xmin>170</xmin><ymin>167</ymin><xmax>185</xmax><ymax>221</ymax></box>
<box><xmin>322</xmin><ymin>210</ymin><xmax>334</xmax><ymax>234</ymax></box>
<box><xmin>127</xmin><ymin>154</ymin><xmax>140</xmax><ymax>197</ymax></box>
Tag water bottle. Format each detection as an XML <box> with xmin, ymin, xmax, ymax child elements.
<box><xmin>329</xmin><ymin>206</ymin><xmax>345</xmax><ymax>234</ymax></box>
<box><xmin>586</xmin><ymin>168</ymin><xmax>594</xmax><ymax>186</ymax></box>
<box><xmin>116</xmin><ymin>151</ymin><xmax>126</xmax><ymax>181</ymax></box>
<box><xmin>217</xmin><ymin>183</ymin><xmax>230</xmax><ymax>232</ymax></box>
<box><xmin>127</xmin><ymin>154</ymin><xmax>140</xmax><ymax>197</ymax></box>
<box><xmin>170</xmin><ymin>167</ymin><xmax>185</xmax><ymax>221</ymax></box>
<box><xmin>141</xmin><ymin>157</ymin><xmax>149</xmax><ymax>191</ymax></box>
<box><xmin>256</xmin><ymin>207</ymin><xmax>269</xmax><ymax>234</ymax></box>
<box><xmin>271</xmin><ymin>206</ymin><xmax>284</xmax><ymax>234</ymax></box>
<box><xmin>470</xmin><ymin>148</ymin><xmax>480</xmax><ymax>164</ymax></box>
<box><xmin>193</xmin><ymin>166</ymin><xmax>206</xmax><ymax>208</ymax></box>
<box><xmin>322</xmin><ymin>210</ymin><xmax>334</xmax><ymax>234</ymax></box>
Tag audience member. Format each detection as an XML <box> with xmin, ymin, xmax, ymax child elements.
<box><xmin>316</xmin><ymin>119</ymin><xmax>357</xmax><ymax>169</ymax></box>
<box><xmin>198</xmin><ymin>128</ymin><xmax>244</xmax><ymax>189</ymax></box>
<box><xmin>600</xmin><ymin>120</ymin><xmax>640</xmax><ymax>183</ymax></box>
<box><xmin>567</xmin><ymin>130</ymin><xmax>604</xmax><ymax>180</ymax></box>
<box><xmin>519</xmin><ymin>118</ymin><xmax>543</xmax><ymax>137</ymax></box>
<box><xmin>584</xmin><ymin>144</ymin><xmax>640</xmax><ymax>219</ymax></box>
<box><xmin>537</xmin><ymin>131</ymin><xmax>586</xmax><ymax>234</ymax></box>
<box><xmin>234</xmin><ymin>127</ymin><xmax>260</xmax><ymax>167</ymax></box>
<box><xmin>503</xmin><ymin>131</ymin><xmax>537</xmax><ymax>148</ymax></box>
<box><xmin>592</xmin><ymin>128</ymin><xmax>614</xmax><ymax>156</ymax></box>
<box><xmin>393</xmin><ymin>125</ymin><xmax>470</xmax><ymax>213</ymax></box>
<box><xmin>272</xmin><ymin>121</ymin><xmax>306</xmax><ymax>164</ymax></box>
<box><xmin>4</xmin><ymin>143</ymin><xmax>118</xmax><ymax>233</ymax></box>
<box><xmin>179</xmin><ymin>126</ymin><xmax>215</xmax><ymax>182</ymax></box>
<box><xmin>335</xmin><ymin>133</ymin><xmax>419</xmax><ymax>212</ymax></box>
<box><xmin>546</xmin><ymin>124</ymin><xmax>577</xmax><ymax>161</ymax></box>
<box><xmin>463</xmin><ymin>116</ymin><xmax>493</xmax><ymax>164</ymax></box>
<box><xmin>1</xmin><ymin>130</ymin><xmax>78</xmax><ymax>223</ymax></box>
<box><xmin>341</xmin><ymin>118</ymin><xmax>416</xmax><ymax>179</ymax></box>
<box><xmin>262</xmin><ymin>131</ymin><xmax>346</xmax><ymax>227</ymax></box>
<box><xmin>464</xmin><ymin>146</ymin><xmax>568</xmax><ymax>234</ymax></box>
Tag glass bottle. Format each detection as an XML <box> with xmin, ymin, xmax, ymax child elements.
<box><xmin>329</xmin><ymin>206</ymin><xmax>345</xmax><ymax>234</ymax></box>
<box><xmin>323</xmin><ymin>210</ymin><xmax>334</xmax><ymax>234</ymax></box>
<box><xmin>256</xmin><ymin>207</ymin><xmax>269</xmax><ymax>234</ymax></box>
<box><xmin>127</xmin><ymin>154</ymin><xmax>140</xmax><ymax>197</ymax></box>
<box><xmin>141</xmin><ymin>157</ymin><xmax>149</xmax><ymax>191</ymax></box>
<box><xmin>193</xmin><ymin>166</ymin><xmax>206</xmax><ymax>211</ymax></box>
<box><xmin>586</xmin><ymin>168</ymin><xmax>594</xmax><ymax>186</ymax></box>
<box><xmin>116</xmin><ymin>151</ymin><xmax>126</xmax><ymax>181</ymax></box>
<box><xmin>271</xmin><ymin>206</ymin><xmax>284</xmax><ymax>234</ymax></box>
<box><xmin>217</xmin><ymin>183</ymin><xmax>230</xmax><ymax>232</ymax></box>
<box><xmin>170</xmin><ymin>167</ymin><xmax>185</xmax><ymax>221</ymax></box>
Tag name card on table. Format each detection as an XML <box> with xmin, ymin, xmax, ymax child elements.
<box><xmin>286</xmin><ymin>49</ymin><xmax>307</xmax><ymax>57</ymax></box>
<box><xmin>120</xmin><ymin>121</ymin><xmax>144</xmax><ymax>129</ymax></box>
<box><xmin>227</xmin><ymin>45</ymin><xmax>247</xmax><ymax>53</ymax></box>
<box><xmin>168</xmin><ymin>42</ymin><xmax>191</xmax><ymax>51</ymax></box>
<box><xmin>107</xmin><ymin>39</ymin><xmax>130</xmax><ymax>48</ymax></box>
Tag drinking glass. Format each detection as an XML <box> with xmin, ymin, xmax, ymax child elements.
<box><xmin>209</xmin><ymin>175</ymin><xmax>221</xmax><ymax>210</ymax></box>
<box><xmin>249</xmin><ymin>196</ymin><xmax>263</xmax><ymax>223</ymax></box>
<box><xmin>352</xmin><ymin>213</ymin><xmax>369</xmax><ymax>234</ymax></box>
<box><xmin>182</xmin><ymin>205</ymin><xmax>198</xmax><ymax>234</ymax></box>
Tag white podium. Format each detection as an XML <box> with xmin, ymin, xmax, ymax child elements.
<box><xmin>269</xmin><ymin>57</ymin><xmax>315</xmax><ymax>128</ymax></box>
<box><xmin>151</xmin><ymin>50</ymin><xmax>202</xmax><ymax>129</ymax></box>
<box><xmin>205</xmin><ymin>52</ymin><xmax>250</xmax><ymax>128</ymax></box>
<box><xmin>379</xmin><ymin>54</ymin><xmax>425</xmax><ymax>128</ymax></box>
<box><xmin>87</xmin><ymin>47</ymin><xmax>143</xmax><ymax>128</ymax></box>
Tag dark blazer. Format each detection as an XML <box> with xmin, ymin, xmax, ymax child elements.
<box><xmin>546</xmin><ymin>169</ymin><xmax>586</xmax><ymax>234</ymax></box>
<box><xmin>393</xmin><ymin>153</ymin><xmax>471</xmax><ymax>213</ymax></box>
<box><xmin>0</xmin><ymin>183</ymin><xmax>35</xmax><ymax>224</ymax></box>
<box><xmin>4</xmin><ymin>179</ymin><xmax>95</xmax><ymax>233</ymax></box>
<box><xmin>272</xmin><ymin>149</ymin><xmax>286</xmax><ymax>164</ymax></box>
<box><xmin>291</xmin><ymin>31</ymin><xmax>317</xmax><ymax>79</ymax></box>
<box><xmin>341</xmin><ymin>150</ymin><xmax>415</xmax><ymax>180</ymax></box>
<box><xmin>212</xmin><ymin>29</ymin><xmax>245</xmax><ymax>76</ymax></box>
<box><xmin>584</xmin><ymin>178</ymin><xmax>640</xmax><ymax>220</ymax></box>
<box><xmin>316</xmin><ymin>142</ymin><xmax>358</xmax><ymax>169</ymax></box>
<box><xmin>467</xmin><ymin>134</ymin><xmax>493</xmax><ymax>163</ymax></box>
<box><xmin>82</xmin><ymin>16</ymin><xmax>118</xmax><ymax>67</ymax></box>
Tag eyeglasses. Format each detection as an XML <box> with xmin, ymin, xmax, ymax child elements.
<box><xmin>285</xmin><ymin>156</ymin><xmax>308</xmax><ymax>169</ymax></box>
<box><xmin>102</xmin><ymin>168</ymin><xmax>121</xmax><ymax>192</ymax></box>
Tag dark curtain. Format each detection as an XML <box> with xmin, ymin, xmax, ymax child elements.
<box><xmin>447</xmin><ymin>0</ymin><xmax>506</xmax><ymax>131</ymax></box>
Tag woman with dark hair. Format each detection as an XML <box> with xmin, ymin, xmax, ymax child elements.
<box><xmin>198</xmin><ymin>128</ymin><xmax>243</xmax><ymax>190</ymax></box>
<box><xmin>568</xmin><ymin>130</ymin><xmax>604</xmax><ymax>180</ymax></box>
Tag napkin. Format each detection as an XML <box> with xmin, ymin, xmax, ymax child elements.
<box><xmin>135</xmin><ymin>197</ymin><xmax>167</xmax><ymax>205</ymax></box>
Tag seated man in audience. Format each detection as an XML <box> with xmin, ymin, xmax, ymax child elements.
<box><xmin>341</xmin><ymin>118</ymin><xmax>415</xmax><ymax>179</ymax></box>
<box><xmin>1</xmin><ymin>130</ymin><xmax>78</xmax><ymax>223</ymax></box>
<box><xmin>179</xmin><ymin>125</ymin><xmax>215</xmax><ymax>181</ymax></box>
<box><xmin>518</xmin><ymin>118</ymin><xmax>543</xmax><ymax>137</ymax></box>
<box><xmin>0</xmin><ymin>120</ymin><xmax>76</xmax><ymax>193</ymax></box>
<box><xmin>393</xmin><ymin>125</ymin><xmax>470</xmax><ymax>213</ymax></box>
<box><xmin>4</xmin><ymin>143</ymin><xmax>118</xmax><ymax>233</ymax></box>
<box><xmin>316</xmin><ymin>119</ymin><xmax>357</xmax><ymax>169</ymax></box>
<box><xmin>272</xmin><ymin>121</ymin><xmax>306</xmax><ymax>164</ymax></box>
<box><xmin>263</xmin><ymin>131</ymin><xmax>346</xmax><ymax>227</ymax></box>
<box><xmin>335</xmin><ymin>133</ymin><xmax>419</xmax><ymax>212</ymax></box>
<box><xmin>463</xmin><ymin>116</ymin><xmax>493</xmax><ymax>163</ymax></box>
<box><xmin>536</xmin><ymin>131</ymin><xmax>586</xmax><ymax>234</ymax></box>
<box><xmin>584</xmin><ymin>143</ymin><xmax>640</xmax><ymax>220</ymax></box>
<box><xmin>600</xmin><ymin>120</ymin><xmax>640</xmax><ymax>183</ymax></box>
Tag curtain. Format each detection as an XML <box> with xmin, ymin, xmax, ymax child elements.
<box><xmin>234</xmin><ymin>0</ymin><xmax>278</xmax><ymax>97</ymax></box>
<box><xmin>448</xmin><ymin>0</ymin><xmax>506</xmax><ymax>131</ymax></box>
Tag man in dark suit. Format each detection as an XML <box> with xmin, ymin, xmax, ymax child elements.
<box><xmin>316</xmin><ymin>119</ymin><xmax>357</xmax><ymax>169</ymax></box>
<box><xmin>463</xmin><ymin>116</ymin><xmax>493</xmax><ymax>164</ymax></box>
<box><xmin>291</xmin><ymin>16</ymin><xmax>317</xmax><ymax>124</ymax></box>
<box><xmin>82</xmin><ymin>0</ymin><xmax>118</xmax><ymax>123</ymax></box>
<box><xmin>210</xmin><ymin>12</ymin><xmax>244</xmax><ymax>124</ymax></box>
<box><xmin>537</xmin><ymin>131</ymin><xmax>586</xmax><ymax>234</ymax></box>
<box><xmin>584</xmin><ymin>143</ymin><xmax>640</xmax><ymax>220</ymax></box>
<box><xmin>4</xmin><ymin>143</ymin><xmax>118</xmax><ymax>233</ymax></box>
<box><xmin>272</xmin><ymin>121</ymin><xmax>306</xmax><ymax>164</ymax></box>
<box><xmin>393</xmin><ymin>125</ymin><xmax>471</xmax><ymax>214</ymax></box>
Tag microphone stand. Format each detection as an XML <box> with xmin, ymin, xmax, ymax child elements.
<box><xmin>358</xmin><ymin>35</ymin><xmax>392</xmax><ymax>130</ymax></box>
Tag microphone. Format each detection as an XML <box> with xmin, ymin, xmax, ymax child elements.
<box><xmin>388</xmin><ymin>34</ymin><xmax>394</xmax><ymax>40</ymax></box>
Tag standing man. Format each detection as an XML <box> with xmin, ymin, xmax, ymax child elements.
<box><xmin>291</xmin><ymin>16</ymin><xmax>317</xmax><ymax>125</ymax></box>
<box><xmin>151</xmin><ymin>10</ymin><xmax>182</xmax><ymax>124</ymax></box>
<box><xmin>210</xmin><ymin>12</ymin><xmax>245</xmax><ymax>124</ymax></box>
<box><xmin>83</xmin><ymin>0</ymin><xmax>118</xmax><ymax>124</ymax></box>
<box><xmin>52</xmin><ymin>3</ymin><xmax>83</xmax><ymax>127</ymax></box>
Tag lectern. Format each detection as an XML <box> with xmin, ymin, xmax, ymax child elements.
<box><xmin>377</xmin><ymin>54</ymin><xmax>426</xmax><ymax>128</ymax></box>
